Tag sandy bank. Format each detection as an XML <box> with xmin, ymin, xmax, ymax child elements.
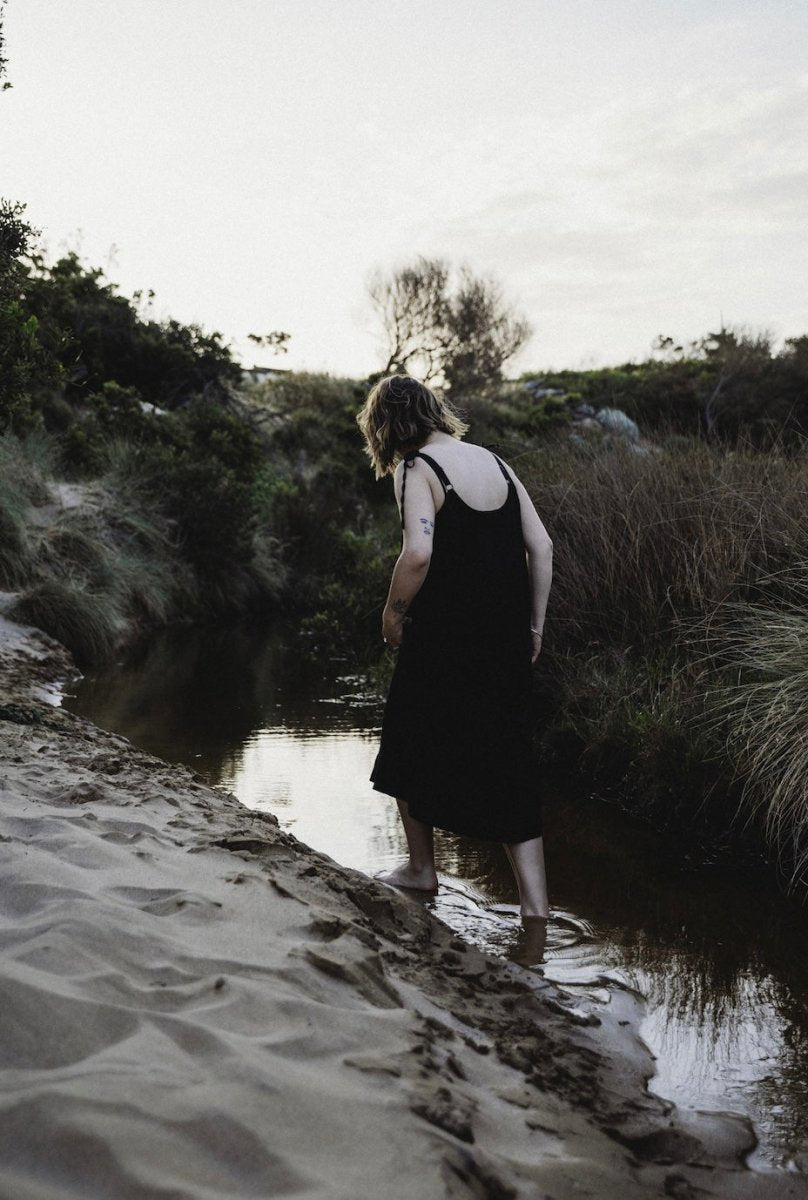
<box><xmin>0</xmin><ymin>616</ymin><xmax>805</xmax><ymax>1199</ymax></box>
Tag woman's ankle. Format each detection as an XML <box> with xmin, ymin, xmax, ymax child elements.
<box><xmin>520</xmin><ymin>903</ymin><xmax>550</xmax><ymax>919</ymax></box>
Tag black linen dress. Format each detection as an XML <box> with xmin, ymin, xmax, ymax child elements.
<box><xmin>370</xmin><ymin>449</ymin><xmax>542</xmax><ymax>843</ymax></box>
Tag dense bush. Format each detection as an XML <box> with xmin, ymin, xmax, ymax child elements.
<box><xmin>103</xmin><ymin>398</ymin><xmax>278</xmax><ymax>595</ymax></box>
<box><xmin>21</xmin><ymin>252</ymin><xmax>241</xmax><ymax>411</ymax></box>
<box><xmin>241</xmin><ymin>373</ymin><xmax>397</xmax><ymax>640</ymax></box>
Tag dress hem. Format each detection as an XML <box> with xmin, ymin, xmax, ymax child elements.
<box><xmin>371</xmin><ymin>781</ymin><xmax>542</xmax><ymax>845</ymax></box>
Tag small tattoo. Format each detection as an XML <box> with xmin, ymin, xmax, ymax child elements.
<box><xmin>419</xmin><ymin>518</ymin><xmax>434</xmax><ymax>536</ymax></box>
<box><xmin>392</xmin><ymin>598</ymin><xmax>409</xmax><ymax>614</ymax></box>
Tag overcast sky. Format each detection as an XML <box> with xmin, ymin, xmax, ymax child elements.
<box><xmin>2</xmin><ymin>0</ymin><xmax>806</xmax><ymax>376</ymax></box>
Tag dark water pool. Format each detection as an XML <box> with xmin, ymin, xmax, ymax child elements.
<box><xmin>62</xmin><ymin>619</ymin><xmax>808</xmax><ymax>1171</ymax></box>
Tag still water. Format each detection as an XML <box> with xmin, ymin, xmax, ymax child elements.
<box><xmin>63</xmin><ymin>620</ymin><xmax>808</xmax><ymax>1171</ymax></box>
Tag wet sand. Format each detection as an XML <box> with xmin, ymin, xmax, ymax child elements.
<box><xmin>1</xmin><ymin>612</ymin><xmax>806</xmax><ymax>1199</ymax></box>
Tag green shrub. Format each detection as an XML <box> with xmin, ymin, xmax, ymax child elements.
<box><xmin>23</xmin><ymin>252</ymin><xmax>241</xmax><ymax>410</ymax></box>
<box><xmin>103</xmin><ymin>399</ymin><xmax>270</xmax><ymax>585</ymax></box>
<box><xmin>111</xmin><ymin>547</ymin><xmax>194</xmax><ymax>626</ymax></box>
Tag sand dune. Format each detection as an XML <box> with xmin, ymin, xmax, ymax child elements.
<box><xmin>1</xmin><ymin>617</ymin><xmax>806</xmax><ymax>1199</ymax></box>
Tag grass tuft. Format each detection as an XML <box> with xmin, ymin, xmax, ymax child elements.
<box><xmin>702</xmin><ymin>585</ymin><xmax>808</xmax><ymax>887</ymax></box>
<box><xmin>8</xmin><ymin>580</ymin><xmax>120</xmax><ymax>669</ymax></box>
<box><xmin>0</xmin><ymin>494</ymin><xmax>31</xmax><ymax>587</ymax></box>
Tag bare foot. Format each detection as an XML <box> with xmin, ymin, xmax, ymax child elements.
<box><xmin>374</xmin><ymin>863</ymin><xmax>438</xmax><ymax>891</ymax></box>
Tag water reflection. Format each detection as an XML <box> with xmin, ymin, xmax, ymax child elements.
<box><xmin>64</xmin><ymin>620</ymin><xmax>808</xmax><ymax>1169</ymax></box>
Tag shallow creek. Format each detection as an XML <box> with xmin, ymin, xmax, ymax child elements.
<box><xmin>63</xmin><ymin>619</ymin><xmax>808</xmax><ymax>1171</ymax></box>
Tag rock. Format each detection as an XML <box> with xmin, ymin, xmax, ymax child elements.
<box><xmin>596</xmin><ymin>407</ymin><xmax>640</xmax><ymax>440</ymax></box>
<box><xmin>523</xmin><ymin>380</ymin><xmax>565</xmax><ymax>399</ymax></box>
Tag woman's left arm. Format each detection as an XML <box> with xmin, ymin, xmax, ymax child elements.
<box><xmin>382</xmin><ymin>461</ymin><xmax>436</xmax><ymax>646</ymax></box>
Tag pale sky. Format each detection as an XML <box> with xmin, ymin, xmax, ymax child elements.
<box><xmin>2</xmin><ymin>0</ymin><xmax>807</xmax><ymax>376</ymax></box>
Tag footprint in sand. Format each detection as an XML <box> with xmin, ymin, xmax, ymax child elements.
<box><xmin>106</xmin><ymin>886</ymin><xmax>224</xmax><ymax>918</ymax></box>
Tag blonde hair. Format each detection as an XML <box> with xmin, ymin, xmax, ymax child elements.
<box><xmin>356</xmin><ymin>374</ymin><xmax>468</xmax><ymax>478</ymax></box>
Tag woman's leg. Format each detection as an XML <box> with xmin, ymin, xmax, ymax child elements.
<box><xmin>504</xmin><ymin>836</ymin><xmax>549</xmax><ymax>918</ymax></box>
<box><xmin>376</xmin><ymin>798</ymin><xmax>438</xmax><ymax>890</ymax></box>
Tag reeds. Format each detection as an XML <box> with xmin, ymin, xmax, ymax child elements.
<box><xmin>702</xmin><ymin>583</ymin><xmax>808</xmax><ymax>887</ymax></box>
<box><xmin>518</xmin><ymin>437</ymin><xmax>808</xmax><ymax>881</ymax></box>
<box><xmin>521</xmin><ymin>438</ymin><xmax>808</xmax><ymax>650</ymax></box>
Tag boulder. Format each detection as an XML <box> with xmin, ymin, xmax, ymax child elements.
<box><xmin>596</xmin><ymin>407</ymin><xmax>640</xmax><ymax>441</ymax></box>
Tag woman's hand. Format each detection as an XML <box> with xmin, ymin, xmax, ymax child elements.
<box><xmin>531</xmin><ymin>630</ymin><xmax>543</xmax><ymax>664</ymax></box>
<box><xmin>382</xmin><ymin>610</ymin><xmax>405</xmax><ymax>648</ymax></box>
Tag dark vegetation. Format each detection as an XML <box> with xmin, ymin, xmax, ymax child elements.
<box><xmin>3</xmin><ymin>185</ymin><xmax>808</xmax><ymax>888</ymax></box>
<box><xmin>530</xmin><ymin>328</ymin><xmax>808</xmax><ymax>448</ymax></box>
<box><xmin>520</xmin><ymin>441</ymin><xmax>808</xmax><ymax>888</ymax></box>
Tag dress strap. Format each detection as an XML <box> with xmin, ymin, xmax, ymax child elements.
<box><xmin>399</xmin><ymin>450</ymin><xmax>453</xmax><ymax>531</ymax></box>
<box><xmin>490</xmin><ymin>451</ymin><xmax>513</xmax><ymax>484</ymax></box>
<box><xmin>414</xmin><ymin>451</ymin><xmax>453</xmax><ymax>494</ymax></box>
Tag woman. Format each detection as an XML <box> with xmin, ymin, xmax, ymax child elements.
<box><xmin>356</xmin><ymin>374</ymin><xmax>553</xmax><ymax>919</ymax></box>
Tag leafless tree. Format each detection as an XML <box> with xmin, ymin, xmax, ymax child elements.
<box><xmin>368</xmin><ymin>256</ymin><xmax>531</xmax><ymax>394</ymax></box>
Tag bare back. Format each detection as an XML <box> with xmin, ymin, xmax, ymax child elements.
<box><xmin>407</xmin><ymin>433</ymin><xmax>510</xmax><ymax>513</ymax></box>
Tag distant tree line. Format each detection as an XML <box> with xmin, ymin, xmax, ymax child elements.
<box><xmin>523</xmin><ymin>328</ymin><xmax>808</xmax><ymax>449</ymax></box>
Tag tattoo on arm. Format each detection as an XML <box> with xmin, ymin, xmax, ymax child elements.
<box><xmin>419</xmin><ymin>518</ymin><xmax>434</xmax><ymax>536</ymax></box>
<box><xmin>392</xmin><ymin>598</ymin><xmax>409</xmax><ymax>615</ymax></box>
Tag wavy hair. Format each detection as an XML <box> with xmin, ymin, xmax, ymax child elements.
<box><xmin>356</xmin><ymin>374</ymin><xmax>468</xmax><ymax>478</ymax></box>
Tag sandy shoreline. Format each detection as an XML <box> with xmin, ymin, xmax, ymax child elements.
<box><xmin>0</xmin><ymin>615</ymin><xmax>805</xmax><ymax>1199</ymax></box>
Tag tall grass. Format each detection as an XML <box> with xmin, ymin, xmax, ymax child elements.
<box><xmin>0</xmin><ymin>430</ymin><xmax>59</xmax><ymax>588</ymax></box>
<box><xmin>517</xmin><ymin>438</ymin><xmax>808</xmax><ymax>881</ymax></box>
<box><xmin>8</xmin><ymin>580</ymin><xmax>120</xmax><ymax>668</ymax></box>
<box><xmin>521</xmin><ymin>438</ymin><xmax>808</xmax><ymax>651</ymax></box>
<box><xmin>703</xmin><ymin>586</ymin><xmax>808</xmax><ymax>888</ymax></box>
<box><xmin>0</xmin><ymin>424</ymin><xmax>284</xmax><ymax>668</ymax></box>
<box><xmin>0</xmin><ymin>496</ymin><xmax>31</xmax><ymax>588</ymax></box>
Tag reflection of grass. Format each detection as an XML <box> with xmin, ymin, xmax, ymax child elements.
<box><xmin>446</xmin><ymin>782</ymin><xmax>808</xmax><ymax>1053</ymax></box>
<box><xmin>618</xmin><ymin>932</ymin><xmax>763</xmax><ymax>1030</ymax></box>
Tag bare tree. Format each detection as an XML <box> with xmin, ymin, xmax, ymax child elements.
<box><xmin>368</xmin><ymin>257</ymin><xmax>450</xmax><ymax>383</ymax></box>
<box><xmin>368</xmin><ymin>256</ymin><xmax>531</xmax><ymax>394</ymax></box>
<box><xmin>698</xmin><ymin>326</ymin><xmax>773</xmax><ymax>442</ymax></box>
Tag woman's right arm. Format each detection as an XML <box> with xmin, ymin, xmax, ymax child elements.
<box><xmin>381</xmin><ymin>460</ymin><xmax>436</xmax><ymax>647</ymax></box>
